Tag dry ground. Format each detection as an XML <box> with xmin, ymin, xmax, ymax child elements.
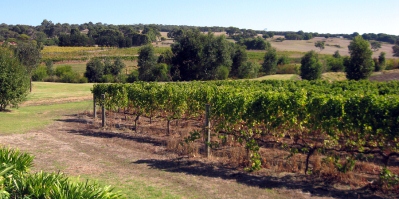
<box><xmin>0</xmin><ymin>110</ymin><xmax>394</xmax><ymax>199</ymax></box>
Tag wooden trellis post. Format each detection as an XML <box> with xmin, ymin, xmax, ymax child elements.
<box><xmin>102</xmin><ymin>94</ymin><xmax>106</xmax><ymax>127</ymax></box>
<box><xmin>205</xmin><ymin>104</ymin><xmax>211</xmax><ymax>158</ymax></box>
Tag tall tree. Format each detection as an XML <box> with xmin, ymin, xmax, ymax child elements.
<box><xmin>346</xmin><ymin>36</ymin><xmax>374</xmax><ymax>80</ymax></box>
<box><xmin>0</xmin><ymin>47</ymin><xmax>30</xmax><ymax>111</ymax></box>
<box><xmin>84</xmin><ymin>58</ymin><xmax>104</xmax><ymax>83</ymax></box>
<box><xmin>375</xmin><ymin>52</ymin><xmax>386</xmax><ymax>71</ymax></box>
<box><xmin>171</xmin><ymin>29</ymin><xmax>232</xmax><ymax>81</ymax></box>
<box><xmin>230</xmin><ymin>44</ymin><xmax>248</xmax><ymax>78</ymax></box>
<box><xmin>300</xmin><ymin>50</ymin><xmax>322</xmax><ymax>80</ymax></box>
<box><xmin>262</xmin><ymin>48</ymin><xmax>278</xmax><ymax>75</ymax></box>
<box><xmin>14</xmin><ymin>42</ymin><xmax>41</xmax><ymax>92</ymax></box>
<box><xmin>138</xmin><ymin>45</ymin><xmax>157</xmax><ymax>81</ymax></box>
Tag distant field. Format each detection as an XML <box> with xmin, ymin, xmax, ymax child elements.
<box><xmin>269</xmin><ymin>36</ymin><xmax>395</xmax><ymax>58</ymax></box>
<box><xmin>52</xmin><ymin>60</ymin><xmax>137</xmax><ymax>75</ymax></box>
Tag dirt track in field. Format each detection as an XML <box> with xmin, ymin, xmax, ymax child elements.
<box><xmin>0</xmin><ymin>111</ymin><xmax>391</xmax><ymax>199</ymax></box>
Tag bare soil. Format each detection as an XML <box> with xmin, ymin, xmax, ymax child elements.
<box><xmin>0</xmin><ymin>111</ymin><xmax>394</xmax><ymax>199</ymax></box>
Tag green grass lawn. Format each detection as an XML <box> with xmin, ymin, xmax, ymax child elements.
<box><xmin>27</xmin><ymin>82</ymin><xmax>94</xmax><ymax>102</ymax></box>
<box><xmin>0</xmin><ymin>101</ymin><xmax>92</xmax><ymax>134</ymax></box>
<box><xmin>0</xmin><ymin>82</ymin><xmax>94</xmax><ymax>134</ymax></box>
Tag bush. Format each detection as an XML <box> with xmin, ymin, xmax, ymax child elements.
<box><xmin>277</xmin><ymin>64</ymin><xmax>299</xmax><ymax>74</ymax></box>
<box><xmin>127</xmin><ymin>70</ymin><xmax>139</xmax><ymax>83</ymax></box>
<box><xmin>237</xmin><ymin>61</ymin><xmax>260</xmax><ymax>79</ymax></box>
<box><xmin>262</xmin><ymin>48</ymin><xmax>278</xmax><ymax>75</ymax></box>
<box><xmin>300</xmin><ymin>50</ymin><xmax>322</xmax><ymax>80</ymax></box>
<box><xmin>277</xmin><ymin>55</ymin><xmax>290</xmax><ymax>66</ymax></box>
<box><xmin>55</xmin><ymin>65</ymin><xmax>73</xmax><ymax>77</ymax></box>
<box><xmin>0</xmin><ymin>47</ymin><xmax>30</xmax><ymax>111</ymax></box>
<box><xmin>386</xmin><ymin>59</ymin><xmax>399</xmax><ymax>70</ymax></box>
<box><xmin>215</xmin><ymin>66</ymin><xmax>230</xmax><ymax>80</ymax></box>
<box><xmin>32</xmin><ymin>65</ymin><xmax>48</xmax><ymax>81</ymax></box>
<box><xmin>326</xmin><ymin>57</ymin><xmax>345</xmax><ymax>72</ymax></box>
<box><xmin>101</xmin><ymin>74</ymin><xmax>115</xmax><ymax>83</ymax></box>
<box><xmin>54</xmin><ymin>65</ymin><xmax>84</xmax><ymax>83</ymax></box>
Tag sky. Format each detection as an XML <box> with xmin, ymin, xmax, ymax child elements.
<box><xmin>2</xmin><ymin>0</ymin><xmax>398</xmax><ymax>35</ymax></box>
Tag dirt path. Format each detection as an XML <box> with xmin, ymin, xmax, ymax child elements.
<box><xmin>0</xmin><ymin>114</ymin><xmax>382</xmax><ymax>199</ymax></box>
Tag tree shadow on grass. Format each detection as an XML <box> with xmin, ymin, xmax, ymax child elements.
<box><xmin>133</xmin><ymin>158</ymin><xmax>385</xmax><ymax>199</ymax></box>
<box><xmin>56</xmin><ymin>118</ymin><xmax>165</xmax><ymax>147</ymax></box>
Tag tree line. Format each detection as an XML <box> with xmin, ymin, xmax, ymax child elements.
<box><xmin>2</xmin><ymin>20</ymin><xmax>398</xmax><ymax>49</ymax></box>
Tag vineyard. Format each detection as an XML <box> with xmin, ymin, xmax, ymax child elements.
<box><xmin>41</xmin><ymin>46</ymin><xmax>170</xmax><ymax>62</ymax></box>
<box><xmin>92</xmin><ymin>80</ymin><xmax>399</xmax><ymax>190</ymax></box>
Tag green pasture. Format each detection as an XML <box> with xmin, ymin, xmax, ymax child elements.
<box><xmin>0</xmin><ymin>82</ymin><xmax>94</xmax><ymax>134</ymax></box>
<box><xmin>0</xmin><ymin>101</ymin><xmax>91</xmax><ymax>134</ymax></box>
<box><xmin>27</xmin><ymin>82</ymin><xmax>94</xmax><ymax>102</ymax></box>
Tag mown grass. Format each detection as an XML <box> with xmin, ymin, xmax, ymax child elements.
<box><xmin>27</xmin><ymin>82</ymin><xmax>94</xmax><ymax>102</ymax></box>
<box><xmin>0</xmin><ymin>101</ymin><xmax>92</xmax><ymax>134</ymax></box>
<box><xmin>71</xmin><ymin>176</ymin><xmax>182</xmax><ymax>199</ymax></box>
<box><xmin>0</xmin><ymin>82</ymin><xmax>94</xmax><ymax>134</ymax></box>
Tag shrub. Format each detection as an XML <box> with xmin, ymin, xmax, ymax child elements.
<box><xmin>32</xmin><ymin>65</ymin><xmax>48</xmax><ymax>81</ymax></box>
<box><xmin>300</xmin><ymin>50</ymin><xmax>322</xmax><ymax>80</ymax></box>
<box><xmin>277</xmin><ymin>64</ymin><xmax>299</xmax><ymax>74</ymax></box>
<box><xmin>55</xmin><ymin>65</ymin><xmax>73</xmax><ymax>77</ymax></box>
<box><xmin>237</xmin><ymin>61</ymin><xmax>260</xmax><ymax>79</ymax></box>
<box><xmin>386</xmin><ymin>59</ymin><xmax>399</xmax><ymax>70</ymax></box>
<box><xmin>127</xmin><ymin>70</ymin><xmax>139</xmax><ymax>83</ymax></box>
<box><xmin>277</xmin><ymin>55</ymin><xmax>290</xmax><ymax>66</ymax></box>
<box><xmin>262</xmin><ymin>48</ymin><xmax>278</xmax><ymax>75</ymax></box>
<box><xmin>215</xmin><ymin>66</ymin><xmax>230</xmax><ymax>80</ymax></box>
<box><xmin>0</xmin><ymin>47</ymin><xmax>30</xmax><ymax>111</ymax></box>
<box><xmin>327</xmin><ymin>57</ymin><xmax>345</xmax><ymax>72</ymax></box>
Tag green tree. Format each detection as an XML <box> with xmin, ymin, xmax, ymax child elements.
<box><xmin>327</xmin><ymin>56</ymin><xmax>345</xmax><ymax>72</ymax></box>
<box><xmin>229</xmin><ymin>44</ymin><xmax>248</xmax><ymax>78</ymax></box>
<box><xmin>171</xmin><ymin>29</ymin><xmax>232</xmax><ymax>81</ymax></box>
<box><xmin>0</xmin><ymin>47</ymin><xmax>30</xmax><ymax>111</ymax></box>
<box><xmin>300</xmin><ymin>50</ymin><xmax>322</xmax><ymax>80</ymax></box>
<box><xmin>375</xmin><ymin>52</ymin><xmax>386</xmax><ymax>71</ymax></box>
<box><xmin>84</xmin><ymin>58</ymin><xmax>104</xmax><ymax>82</ymax></box>
<box><xmin>237</xmin><ymin>61</ymin><xmax>260</xmax><ymax>79</ymax></box>
<box><xmin>262</xmin><ymin>48</ymin><xmax>278</xmax><ymax>75</ymax></box>
<box><xmin>45</xmin><ymin>60</ymin><xmax>54</xmax><ymax>76</ymax></box>
<box><xmin>393</xmin><ymin>40</ymin><xmax>399</xmax><ymax>57</ymax></box>
<box><xmin>157</xmin><ymin>49</ymin><xmax>173</xmax><ymax>65</ymax></box>
<box><xmin>370</xmin><ymin>41</ymin><xmax>382</xmax><ymax>52</ymax></box>
<box><xmin>315</xmin><ymin>41</ymin><xmax>325</xmax><ymax>51</ymax></box>
<box><xmin>111</xmin><ymin>58</ymin><xmax>125</xmax><ymax>76</ymax></box>
<box><xmin>14</xmin><ymin>42</ymin><xmax>42</xmax><ymax>92</ymax></box>
<box><xmin>138</xmin><ymin>45</ymin><xmax>157</xmax><ymax>81</ymax></box>
<box><xmin>346</xmin><ymin>36</ymin><xmax>374</xmax><ymax>80</ymax></box>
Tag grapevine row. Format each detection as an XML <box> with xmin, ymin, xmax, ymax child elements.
<box><xmin>92</xmin><ymin>80</ymin><xmax>399</xmax><ymax>172</ymax></box>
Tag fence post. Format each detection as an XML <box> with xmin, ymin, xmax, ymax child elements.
<box><xmin>93</xmin><ymin>93</ymin><xmax>97</xmax><ymax>119</ymax></box>
<box><xmin>205</xmin><ymin>104</ymin><xmax>211</xmax><ymax>158</ymax></box>
<box><xmin>102</xmin><ymin>94</ymin><xmax>106</xmax><ymax>127</ymax></box>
